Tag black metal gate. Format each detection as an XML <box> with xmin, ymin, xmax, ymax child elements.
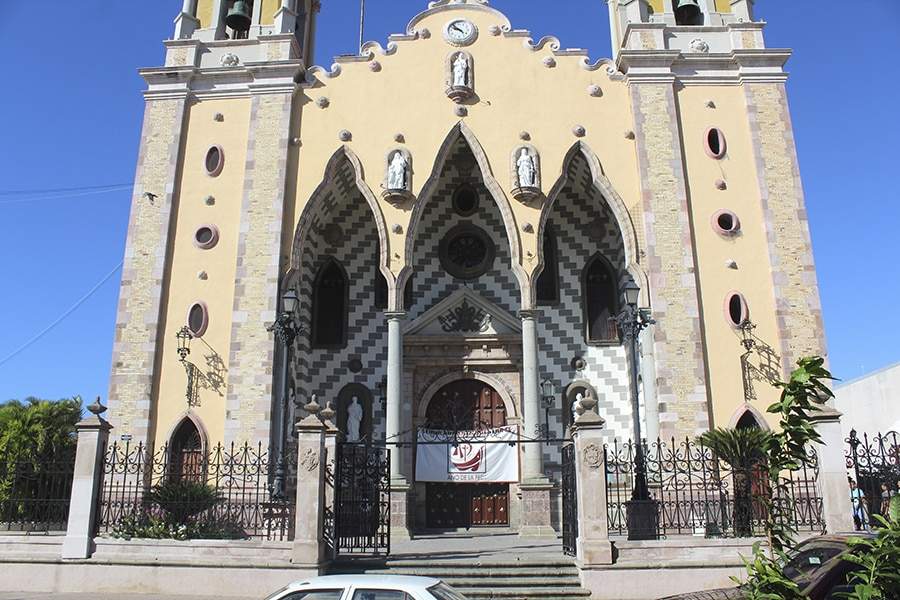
<box><xmin>561</xmin><ymin>443</ymin><xmax>578</xmax><ymax>557</ymax></box>
<box><xmin>334</xmin><ymin>443</ymin><xmax>391</xmax><ymax>556</ymax></box>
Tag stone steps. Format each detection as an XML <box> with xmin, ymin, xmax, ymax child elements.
<box><xmin>330</xmin><ymin>558</ymin><xmax>590</xmax><ymax>600</ymax></box>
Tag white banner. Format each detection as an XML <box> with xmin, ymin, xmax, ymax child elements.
<box><xmin>415</xmin><ymin>426</ymin><xmax>519</xmax><ymax>483</ymax></box>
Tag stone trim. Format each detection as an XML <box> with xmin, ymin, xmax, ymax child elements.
<box><xmin>628</xmin><ymin>82</ymin><xmax>710</xmax><ymax>439</ymax></box>
<box><xmin>415</xmin><ymin>370</ymin><xmax>521</xmax><ymax>423</ymax></box>
<box><xmin>744</xmin><ymin>83</ymin><xmax>827</xmax><ymax>374</ymax></box>
<box><xmin>107</xmin><ymin>98</ymin><xmax>188</xmax><ymax>446</ymax></box>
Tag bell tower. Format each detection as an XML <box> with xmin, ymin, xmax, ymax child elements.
<box><xmin>607</xmin><ymin>0</ymin><xmax>756</xmax><ymax>59</ymax></box>
<box><xmin>173</xmin><ymin>0</ymin><xmax>319</xmax><ymax>64</ymax></box>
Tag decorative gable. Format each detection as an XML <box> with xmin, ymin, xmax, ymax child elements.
<box><xmin>405</xmin><ymin>289</ymin><xmax>521</xmax><ymax>337</ymax></box>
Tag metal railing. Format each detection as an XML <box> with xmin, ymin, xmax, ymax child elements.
<box><xmin>846</xmin><ymin>430</ymin><xmax>899</xmax><ymax>531</ymax></box>
<box><xmin>0</xmin><ymin>449</ymin><xmax>75</xmax><ymax>533</ymax></box>
<box><xmin>96</xmin><ymin>440</ymin><xmax>295</xmax><ymax>541</ymax></box>
<box><xmin>606</xmin><ymin>437</ymin><xmax>823</xmax><ymax>538</ymax></box>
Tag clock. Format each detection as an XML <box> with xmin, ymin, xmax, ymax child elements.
<box><xmin>444</xmin><ymin>19</ymin><xmax>477</xmax><ymax>46</ymax></box>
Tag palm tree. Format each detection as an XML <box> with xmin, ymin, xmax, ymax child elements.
<box><xmin>699</xmin><ymin>427</ymin><xmax>772</xmax><ymax>537</ymax></box>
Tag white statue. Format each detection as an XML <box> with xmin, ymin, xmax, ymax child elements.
<box><xmin>387</xmin><ymin>152</ymin><xmax>408</xmax><ymax>191</ymax></box>
<box><xmin>452</xmin><ymin>53</ymin><xmax>469</xmax><ymax>88</ymax></box>
<box><xmin>346</xmin><ymin>396</ymin><xmax>363</xmax><ymax>442</ymax></box>
<box><xmin>516</xmin><ymin>148</ymin><xmax>536</xmax><ymax>188</ymax></box>
<box><xmin>572</xmin><ymin>392</ymin><xmax>584</xmax><ymax>424</ymax></box>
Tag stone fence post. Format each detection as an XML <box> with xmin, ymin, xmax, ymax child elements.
<box><xmin>571</xmin><ymin>396</ymin><xmax>613</xmax><ymax>566</ymax></box>
<box><xmin>811</xmin><ymin>407</ymin><xmax>854</xmax><ymax>533</ymax></box>
<box><xmin>62</xmin><ymin>404</ymin><xmax>112</xmax><ymax>559</ymax></box>
<box><xmin>292</xmin><ymin>409</ymin><xmax>327</xmax><ymax>569</ymax></box>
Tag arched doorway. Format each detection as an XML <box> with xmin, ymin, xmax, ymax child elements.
<box><xmin>168</xmin><ymin>417</ymin><xmax>204</xmax><ymax>482</ymax></box>
<box><xmin>422</xmin><ymin>380</ymin><xmax>510</xmax><ymax>529</ymax></box>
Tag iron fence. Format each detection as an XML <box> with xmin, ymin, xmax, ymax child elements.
<box><xmin>0</xmin><ymin>448</ymin><xmax>76</xmax><ymax>533</ymax></box>
<box><xmin>846</xmin><ymin>430</ymin><xmax>900</xmax><ymax>531</ymax></box>
<box><xmin>332</xmin><ymin>443</ymin><xmax>390</xmax><ymax>556</ymax></box>
<box><xmin>606</xmin><ymin>437</ymin><xmax>824</xmax><ymax>538</ymax></box>
<box><xmin>561</xmin><ymin>443</ymin><xmax>578</xmax><ymax>556</ymax></box>
<box><xmin>96</xmin><ymin>440</ymin><xmax>295</xmax><ymax>541</ymax></box>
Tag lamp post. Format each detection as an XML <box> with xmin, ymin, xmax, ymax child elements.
<box><xmin>540</xmin><ymin>378</ymin><xmax>556</xmax><ymax>443</ymax></box>
<box><xmin>267</xmin><ymin>288</ymin><xmax>301</xmax><ymax>501</ymax></box>
<box><xmin>175</xmin><ymin>326</ymin><xmax>196</xmax><ymax>406</ymax></box>
<box><xmin>616</xmin><ymin>281</ymin><xmax>659</xmax><ymax>540</ymax></box>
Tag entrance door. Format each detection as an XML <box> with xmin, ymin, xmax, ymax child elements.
<box><xmin>424</xmin><ymin>380</ymin><xmax>510</xmax><ymax>528</ymax></box>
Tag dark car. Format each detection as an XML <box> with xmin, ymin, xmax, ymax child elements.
<box><xmin>658</xmin><ymin>534</ymin><xmax>883</xmax><ymax>600</ymax></box>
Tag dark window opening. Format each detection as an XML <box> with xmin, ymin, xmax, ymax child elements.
<box><xmin>583</xmin><ymin>254</ymin><xmax>619</xmax><ymax>343</ymax></box>
<box><xmin>706</xmin><ymin>128</ymin><xmax>726</xmax><ymax>158</ymax></box>
<box><xmin>374</xmin><ymin>274</ymin><xmax>414</xmax><ymax>311</ymax></box>
<box><xmin>452</xmin><ymin>184</ymin><xmax>479</xmax><ymax>217</ymax></box>
<box><xmin>187</xmin><ymin>303</ymin><xmax>208</xmax><ymax>337</ymax></box>
<box><xmin>717</xmin><ymin>212</ymin><xmax>735</xmax><ymax>231</ymax></box>
<box><xmin>727</xmin><ymin>293</ymin><xmax>749</xmax><ymax>327</ymax></box>
<box><xmin>404</xmin><ymin>276</ymin><xmax>414</xmax><ymax>311</ymax></box>
<box><xmin>312</xmin><ymin>259</ymin><xmax>348</xmax><ymax>348</ymax></box>
<box><xmin>204</xmin><ymin>146</ymin><xmax>223</xmax><ymax>175</ymax></box>
<box><xmin>536</xmin><ymin>225</ymin><xmax>559</xmax><ymax>305</ymax></box>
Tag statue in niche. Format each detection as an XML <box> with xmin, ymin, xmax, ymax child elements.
<box><xmin>387</xmin><ymin>151</ymin><xmax>408</xmax><ymax>191</ymax></box>
<box><xmin>516</xmin><ymin>148</ymin><xmax>537</xmax><ymax>188</ymax></box>
<box><xmin>452</xmin><ymin>52</ymin><xmax>470</xmax><ymax>88</ymax></box>
<box><xmin>346</xmin><ymin>396</ymin><xmax>363</xmax><ymax>442</ymax></box>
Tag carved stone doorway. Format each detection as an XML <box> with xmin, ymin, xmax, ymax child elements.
<box><xmin>423</xmin><ymin>380</ymin><xmax>510</xmax><ymax>528</ymax></box>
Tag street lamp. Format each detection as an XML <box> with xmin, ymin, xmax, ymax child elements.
<box><xmin>540</xmin><ymin>378</ymin><xmax>556</xmax><ymax>443</ymax></box>
<box><xmin>616</xmin><ymin>280</ymin><xmax>660</xmax><ymax>540</ymax></box>
<box><xmin>175</xmin><ymin>327</ymin><xmax>197</xmax><ymax>406</ymax></box>
<box><xmin>267</xmin><ymin>288</ymin><xmax>301</xmax><ymax>501</ymax></box>
<box><xmin>176</xmin><ymin>326</ymin><xmax>193</xmax><ymax>362</ymax></box>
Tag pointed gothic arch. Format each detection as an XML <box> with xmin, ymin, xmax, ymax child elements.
<box><xmin>400</xmin><ymin>122</ymin><xmax>526</xmax><ymax>310</ymax></box>
<box><xmin>288</xmin><ymin>145</ymin><xmax>393</xmax><ymax>303</ymax></box>
<box><xmin>728</xmin><ymin>404</ymin><xmax>770</xmax><ymax>431</ymax></box>
<box><xmin>541</xmin><ymin>142</ymin><xmax>647</xmax><ymax>305</ymax></box>
<box><xmin>166</xmin><ymin>413</ymin><xmax>208</xmax><ymax>482</ymax></box>
<box><xmin>311</xmin><ymin>257</ymin><xmax>349</xmax><ymax>348</ymax></box>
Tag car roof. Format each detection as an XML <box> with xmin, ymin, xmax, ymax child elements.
<box><xmin>286</xmin><ymin>575</ymin><xmax>442</xmax><ymax>592</ymax></box>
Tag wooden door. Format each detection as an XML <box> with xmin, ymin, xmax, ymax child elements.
<box><xmin>424</xmin><ymin>380</ymin><xmax>510</xmax><ymax>528</ymax></box>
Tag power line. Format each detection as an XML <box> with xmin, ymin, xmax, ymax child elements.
<box><xmin>0</xmin><ymin>185</ymin><xmax>134</xmax><ymax>206</ymax></box>
<box><xmin>0</xmin><ymin>183</ymin><xmax>132</xmax><ymax>196</ymax></box>
<box><xmin>0</xmin><ymin>261</ymin><xmax>124</xmax><ymax>369</ymax></box>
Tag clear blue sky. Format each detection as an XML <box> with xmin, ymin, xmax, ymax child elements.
<box><xmin>0</xmin><ymin>1</ymin><xmax>897</xmax><ymax>403</ymax></box>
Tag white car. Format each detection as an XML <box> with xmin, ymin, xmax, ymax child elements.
<box><xmin>264</xmin><ymin>575</ymin><xmax>470</xmax><ymax>600</ymax></box>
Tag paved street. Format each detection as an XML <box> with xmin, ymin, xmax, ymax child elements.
<box><xmin>0</xmin><ymin>595</ymin><xmax>252</xmax><ymax>600</ymax></box>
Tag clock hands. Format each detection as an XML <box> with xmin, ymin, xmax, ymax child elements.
<box><xmin>452</xmin><ymin>23</ymin><xmax>465</xmax><ymax>35</ymax></box>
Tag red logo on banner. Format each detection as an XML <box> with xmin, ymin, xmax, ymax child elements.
<box><xmin>451</xmin><ymin>443</ymin><xmax>484</xmax><ymax>472</ymax></box>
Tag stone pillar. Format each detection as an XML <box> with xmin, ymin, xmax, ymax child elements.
<box><xmin>640</xmin><ymin>326</ymin><xmax>660</xmax><ymax>443</ymax></box>
<box><xmin>386</xmin><ymin>312</ymin><xmax>406</xmax><ymax>485</ymax></box>
<box><xmin>320</xmin><ymin>402</ymin><xmax>339</xmax><ymax>560</ymax></box>
<box><xmin>62</xmin><ymin>411</ymin><xmax>112</xmax><ymax>560</ymax></box>
<box><xmin>292</xmin><ymin>413</ymin><xmax>327</xmax><ymax>568</ymax></box>
<box><xmin>174</xmin><ymin>0</ymin><xmax>200</xmax><ymax>39</ymax></box>
<box><xmin>572</xmin><ymin>410</ymin><xmax>614</xmax><ymax>566</ymax></box>
<box><xmin>519</xmin><ymin>310</ymin><xmax>546</xmax><ymax>483</ymax></box>
<box><xmin>811</xmin><ymin>408</ymin><xmax>854</xmax><ymax>534</ymax></box>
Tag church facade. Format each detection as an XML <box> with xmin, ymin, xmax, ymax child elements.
<box><xmin>106</xmin><ymin>0</ymin><xmax>825</xmax><ymax>536</ymax></box>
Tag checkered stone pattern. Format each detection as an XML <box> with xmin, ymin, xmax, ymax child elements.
<box><xmin>537</xmin><ymin>153</ymin><xmax>634</xmax><ymax>479</ymax></box>
<box><xmin>409</xmin><ymin>142</ymin><xmax>520</xmax><ymax>321</ymax></box>
<box><xmin>291</xmin><ymin>168</ymin><xmax>387</xmax><ymax>445</ymax></box>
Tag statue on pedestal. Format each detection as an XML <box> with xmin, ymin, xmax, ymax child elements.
<box><xmin>346</xmin><ymin>396</ymin><xmax>363</xmax><ymax>442</ymax></box>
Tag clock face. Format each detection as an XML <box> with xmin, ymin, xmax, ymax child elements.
<box><xmin>445</xmin><ymin>19</ymin><xmax>477</xmax><ymax>45</ymax></box>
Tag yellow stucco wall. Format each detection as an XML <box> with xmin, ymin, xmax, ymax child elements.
<box><xmin>150</xmin><ymin>98</ymin><xmax>251</xmax><ymax>450</ymax></box>
<box><xmin>291</xmin><ymin>7</ymin><xmax>641</xmax><ymax>281</ymax></box>
<box><xmin>678</xmin><ymin>85</ymin><xmax>781</xmax><ymax>429</ymax></box>
<box><xmin>715</xmin><ymin>0</ymin><xmax>733</xmax><ymax>13</ymax></box>
<box><xmin>261</xmin><ymin>0</ymin><xmax>280</xmax><ymax>25</ymax></box>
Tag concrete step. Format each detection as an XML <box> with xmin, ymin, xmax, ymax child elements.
<box><xmin>457</xmin><ymin>588</ymin><xmax>592</xmax><ymax>599</ymax></box>
<box><xmin>416</xmin><ymin>578</ymin><xmax>582</xmax><ymax>588</ymax></box>
<box><xmin>345</xmin><ymin>567</ymin><xmax>580</xmax><ymax>578</ymax></box>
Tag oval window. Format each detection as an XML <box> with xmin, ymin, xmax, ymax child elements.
<box><xmin>204</xmin><ymin>145</ymin><xmax>224</xmax><ymax>176</ymax></box>
<box><xmin>187</xmin><ymin>302</ymin><xmax>209</xmax><ymax>337</ymax></box>
<box><xmin>712</xmin><ymin>210</ymin><xmax>741</xmax><ymax>236</ymax></box>
<box><xmin>705</xmin><ymin>128</ymin><xmax>726</xmax><ymax>159</ymax></box>
<box><xmin>452</xmin><ymin>184</ymin><xmax>479</xmax><ymax>217</ymax></box>
<box><xmin>726</xmin><ymin>293</ymin><xmax>749</xmax><ymax>327</ymax></box>
<box><xmin>193</xmin><ymin>225</ymin><xmax>220</xmax><ymax>249</ymax></box>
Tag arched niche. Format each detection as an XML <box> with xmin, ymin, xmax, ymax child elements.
<box><xmin>416</xmin><ymin>370</ymin><xmax>520</xmax><ymax>425</ymax></box>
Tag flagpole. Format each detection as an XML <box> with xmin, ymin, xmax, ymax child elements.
<box><xmin>359</xmin><ymin>0</ymin><xmax>366</xmax><ymax>53</ymax></box>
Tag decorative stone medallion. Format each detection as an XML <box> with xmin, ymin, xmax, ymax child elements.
<box><xmin>299</xmin><ymin>448</ymin><xmax>319</xmax><ymax>472</ymax></box>
<box><xmin>437</xmin><ymin>299</ymin><xmax>492</xmax><ymax>334</ymax></box>
<box><xmin>583</xmin><ymin>444</ymin><xmax>603</xmax><ymax>470</ymax></box>
<box><xmin>439</xmin><ymin>223</ymin><xmax>496</xmax><ymax>280</ymax></box>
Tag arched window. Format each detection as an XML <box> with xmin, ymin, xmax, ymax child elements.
<box><xmin>375</xmin><ymin>273</ymin><xmax>414</xmax><ymax>311</ymax></box>
<box><xmin>583</xmin><ymin>254</ymin><xmax>619</xmax><ymax>343</ymax></box>
<box><xmin>312</xmin><ymin>259</ymin><xmax>348</xmax><ymax>348</ymax></box>
<box><xmin>536</xmin><ymin>224</ymin><xmax>559</xmax><ymax>305</ymax></box>
<box><xmin>169</xmin><ymin>418</ymin><xmax>204</xmax><ymax>483</ymax></box>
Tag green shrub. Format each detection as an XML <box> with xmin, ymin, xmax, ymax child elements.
<box><xmin>144</xmin><ymin>480</ymin><xmax>223</xmax><ymax>525</ymax></box>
